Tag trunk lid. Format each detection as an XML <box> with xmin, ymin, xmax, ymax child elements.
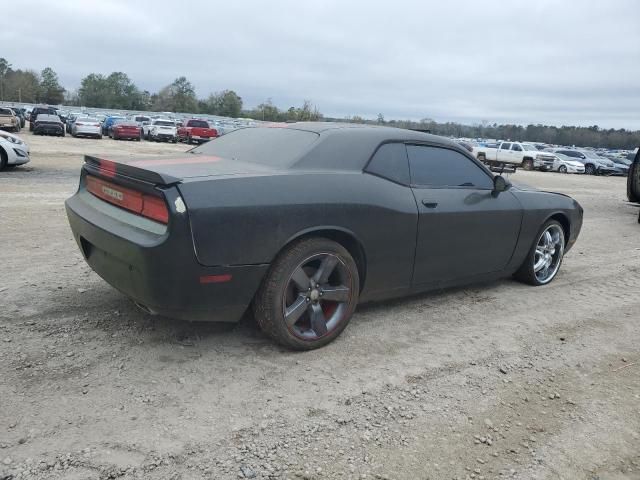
<box><xmin>84</xmin><ymin>153</ymin><xmax>275</xmax><ymax>186</ymax></box>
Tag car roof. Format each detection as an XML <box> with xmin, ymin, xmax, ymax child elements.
<box><xmin>280</xmin><ymin>123</ymin><xmax>464</xmax><ymax>171</ymax></box>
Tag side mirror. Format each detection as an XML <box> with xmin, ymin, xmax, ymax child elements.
<box><xmin>493</xmin><ymin>175</ymin><xmax>510</xmax><ymax>193</ymax></box>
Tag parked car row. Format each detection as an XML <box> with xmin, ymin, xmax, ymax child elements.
<box><xmin>466</xmin><ymin>138</ymin><xmax>629</xmax><ymax>176</ymax></box>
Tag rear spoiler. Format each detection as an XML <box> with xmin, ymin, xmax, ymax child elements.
<box><xmin>84</xmin><ymin>154</ymin><xmax>182</xmax><ymax>186</ymax></box>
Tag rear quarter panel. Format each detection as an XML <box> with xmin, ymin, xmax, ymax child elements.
<box><xmin>178</xmin><ymin>172</ymin><xmax>419</xmax><ymax>297</ymax></box>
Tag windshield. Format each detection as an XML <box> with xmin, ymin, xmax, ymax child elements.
<box><xmin>581</xmin><ymin>150</ymin><xmax>604</xmax><ymax>159</ymax></box>
<box><xmin>190</xmin><ymin>127</ymin><xmax>320</xmax><ymax>166</ymax></box>
<box><xmin>521</xmin><ymin>144</ymin><xmax>538</xmax><ymax>151</ymax></box>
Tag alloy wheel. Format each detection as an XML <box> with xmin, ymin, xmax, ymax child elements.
<box><xmin>533</xmin><ymin>224</ymin><xmax>565</xmax><ymax>284</ymax></box>
<box><xmin>282</xmin><ymin>253</ymin><xmax>352</xmax><ymax>341</ymax></box>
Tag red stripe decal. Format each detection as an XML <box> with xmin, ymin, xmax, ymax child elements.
<box><xmin>199</xmin><ymin>274</ymin><xmax>233</xmax><ymax>284</ymax></box>
<box><xmin>98</xmin><ymin>159</ymin><xmax>118</xmax><ymax>178</ymax></box>
<box><xmin>128</xmin><ymin>156</ymin><xmax>222</xmax><ymax>167</ymax></box>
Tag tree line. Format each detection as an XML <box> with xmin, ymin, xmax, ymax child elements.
<box><xmin>0</xmin><ymin>57</ymin><xmax>638</xmax><ymax>148</ymax></box>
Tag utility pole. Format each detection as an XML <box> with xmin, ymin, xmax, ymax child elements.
<box><xmin>18</xmin><ymin>88</ymin><xmax>21</xmax><ymax>103</ymax></box>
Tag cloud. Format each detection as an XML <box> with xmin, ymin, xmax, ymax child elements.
<box><xmin>4</xmin><ymin>0</ymin><xmax>640</xmax><ymax>128</ymax></box>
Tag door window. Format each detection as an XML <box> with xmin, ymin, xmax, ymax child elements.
<box><xmin>407</xmin><ymin>145</ymin><xmax>493</xmax><ymax>189</ymax></box>
<box><xmin>501</xmin><ymin>143</ymin><xmax>511</xmax><ymax>150</ymax></box>
<box><xmin>511</xmin><ymin>144</ymin><xmax>522</xmax><ymax>151</ymax></box>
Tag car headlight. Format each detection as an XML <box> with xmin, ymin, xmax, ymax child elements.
<box><xmin>1</xmin><ymin>135</ymin><xmax>23</xmax><ymax>145</ymax></box>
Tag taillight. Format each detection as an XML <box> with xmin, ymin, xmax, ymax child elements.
<box><xmin>141</xmin><ymin>195</ymin><xmax>169</xmax><ymax>223</ymax></box>
<box><xmin>85</xmin><ymin>175</ymin><xmax>169</xmax><ymax>224</ymax></box>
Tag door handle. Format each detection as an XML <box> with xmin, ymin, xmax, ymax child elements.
<box><xmin>421</xmin><ymin>200</ymin><xmax>438</xmax><ymax>208</ymax></box>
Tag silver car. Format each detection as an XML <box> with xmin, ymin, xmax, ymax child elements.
<box><xmin>0</xmin><ymin>130</ymin><xmax>30</xmax><ymax>170</ymax></box>
<box><xmin>71</xmin><ymin>117</ymin><xmax>102</xmax><ymax>139</ymax></box>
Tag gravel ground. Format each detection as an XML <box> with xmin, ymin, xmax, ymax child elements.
<box><xmin>1</xmin><ymin>133</ymin><xmax>639</xmax><ymax>480</ymax></box>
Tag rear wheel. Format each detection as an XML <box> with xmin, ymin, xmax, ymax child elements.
<box><xmin>253</xmin><ymin>238</ymin><xmax>360</xmax><ymax>350</ymax></box>
<box><xmin>515</xmin><ymin>220</ymin><xmax>565</xmax><ymax>286</ymax></box>
<box><xmin>522</xmin><ymin>158</ymin><xmax>534</xmax><ymax>171</ymax></box>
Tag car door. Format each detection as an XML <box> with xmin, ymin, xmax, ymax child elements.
<box><xmin>496</xmin><ymin>142</ymin><xmax>512</xmax><ymax>163</ymax></box>
<box><xmin>408</xmin><ymin>144</ymin><xmax>523</xmax><ymax>286</ymax></box>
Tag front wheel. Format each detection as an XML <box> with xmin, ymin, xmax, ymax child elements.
<box><xmin>515</xmin><ymin>220</ymin><xmax>565</xmax><ymax>286</ymax></box>
<box><xmin>522</xmin><ymin>159</ymin><xmax>534</xmax><ymax>171</ymax></box>
<box><xmin>585</xmin><ymin>164</ymin><xmax>596</xmax><ymax>175</ymax></box>
<box><xmin>558</xmin><ymin>165</ymin><xmax>567</xmax><ymax>174</ymax></box>
<box><xmin>253</xmin><ymin>238</ymin><xmax>360</xmax><ymax>350</ymax></box>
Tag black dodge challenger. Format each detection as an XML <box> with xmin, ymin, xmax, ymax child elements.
<box><xmin>66</xmin><ymin>123</ymin><xmax>583</xmax><ymax>349</ymax></box>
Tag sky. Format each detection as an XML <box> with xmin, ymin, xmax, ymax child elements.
<box><xmin>4</xmin><ymin>0</ymin><xmax>640</xmax><ymax>129</ymax></box>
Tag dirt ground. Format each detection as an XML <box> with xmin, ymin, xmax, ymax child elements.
<box><xmin>1</xmin><ymin>133</ymin><xmax>639</xmax><ymax>480</ymax></box>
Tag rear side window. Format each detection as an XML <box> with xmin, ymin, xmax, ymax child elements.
<box><xmin>365</xmin><ymin>143</ymin><xmax>410</xmax><ymax>185</ymax></box>
<box><xmin>407</xmin><ymin>145</ymin><xmax>493</xmax><ymax>189</ymax></box>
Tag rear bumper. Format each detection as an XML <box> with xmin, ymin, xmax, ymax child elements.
<box><xmin>34</xmin><ymin>125</ymin><xmax>63</xmax><ymax>135</ymax></box>
<box><xmin>152</xmin><ymin>133</ymin><xmax>176</xmax><ymax>141</ymax></box>
<box><xmin>65</xmin><ymin>182</ymin><xmax>268</xmax><ymax>323</ymax></box>
<box><xmin>75</xmin><ymin>127</ymin><xmax>101</xmax><ymax>136</ymax></box>
<box><xmin>113</xmin><ymin>131</ymin><xmax>140</xmax><ymax>139</ymax></box>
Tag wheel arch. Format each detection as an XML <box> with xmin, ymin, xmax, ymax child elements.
<box><xmin>547</xmin><ymin>212</ymin><xmax>571</xmax><ymax>243</ymax></box>
<box><xmin>281</xmin><ymin>226</ymin><xmax>367</xmax><ymax>291</ymax></box>
<box><xmin>0</xmin><ymin>144</ymin><xmax>8</xmax><ymax>167</ymax></box>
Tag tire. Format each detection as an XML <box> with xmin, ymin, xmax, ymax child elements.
<box><xmin>627</xmin><ymin>153</ymin><xmax>640</xmax><ymax>203</ymax></box>
<box><xmin>585</xmin><ymin>163</ymin><xmax>596</xmax><ymax>175</ymax></box>
<box><xmin>61</xmin><ymin>129</ymin><xmax>65</xmax><ymax>137</ymax></box>
<box><xmin>514</xmin><ymin>219</ymin><xmax>565</xmax><ymax>286</ymax></box>
<box><xmin>0</xmin><ymin>148</ymin><xmax>7</xmax><ymax>171</ymax></box>
<box><xmin>253</xmin><ymin>237</ymin><xmax>360</xmax><ymax>350</ymax></box>
<box><xmin>558</xmin><ymin>165</ymin><xmax>567</xmax><ymax>174</ymax></box>
<box><xmin>187</xmin><ymin>136</ymin><xmax>193</xmax><ymax>145</ymax></box>
<box><xmin>522</xmin><ymin>158</ymin><xmax>534</xmax><ymax>171</ymax></box>
<box><xmin>477</xmin><ymin>154</ymin><xmax>486</xmax><ymax>163</ymax></box>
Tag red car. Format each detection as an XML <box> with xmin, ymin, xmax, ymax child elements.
<box><xmin>110</xmin><ymin>120</ymin><xmax>142</xmax><ymax>141</ymax></box>
<box><xmin>177</xmin><ymin>119</ymin><xmax>218</xmax><ymax>144</ymax></box>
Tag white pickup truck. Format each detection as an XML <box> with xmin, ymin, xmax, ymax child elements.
<box><xmin>473</xmin><ymin>141</ymin><xmax>556</xmax><ymax>171</ymax></box>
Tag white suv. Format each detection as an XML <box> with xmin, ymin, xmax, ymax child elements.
<box><xmin>144</xmin><ymin>119</ymin><xmax>177</xmax><ymax>143</ymax></box>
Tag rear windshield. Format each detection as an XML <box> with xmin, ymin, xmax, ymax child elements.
<box><xmin>188</xmin><ymin>120</ymin><xmax>209</xmax><ymax>128</ymax></box>
<box><xmin>154</xmin><ymin>120</ymin><xmax>174</xmax><ymax>126</ymax></box>
<box><xmin>190</xmin><ymin>127</ymin><xmax>319</xmax><ymax>166</ymax></box>
<box><xmin>0</xmin><ymin>108</ymin><xmax>13</xmax><ymax>115</ymax></box>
